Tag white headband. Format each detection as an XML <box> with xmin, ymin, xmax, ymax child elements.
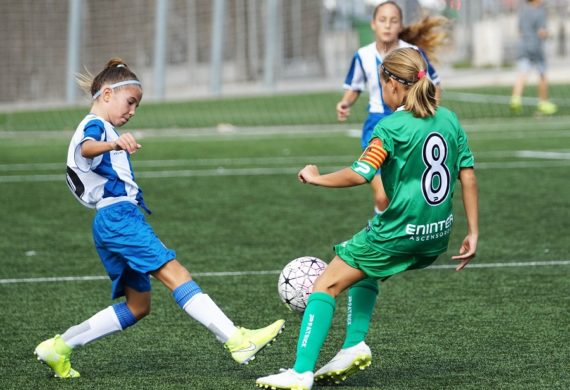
<box><xmin>92</xmin><ymin>80</ymin><xmax>141</xmax><ymax>100</ymax></box>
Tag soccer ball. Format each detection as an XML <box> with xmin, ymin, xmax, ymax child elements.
<box><xmin>277</xmin><ymin>256</ymin><xmax>327</xmax><ymax>313</ymax></box>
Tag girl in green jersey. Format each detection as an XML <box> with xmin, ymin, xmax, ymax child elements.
<box><xmin>256</xmin><ymin>48</ymin><xmax>478</xmax><ymax>390</ymax></box>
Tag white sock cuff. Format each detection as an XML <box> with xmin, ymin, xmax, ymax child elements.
<box><xmin>182</xmin><ymin>293</ymin><xmax>236</xmax><ymax>343</ymax></box>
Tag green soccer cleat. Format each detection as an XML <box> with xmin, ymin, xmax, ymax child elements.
<box><xmin>34</xmin><ymin>335</ymin><xmax>80</xmax><ymax>378</ymax></box>
<box><xmin>537</xmin><ymin>100</ymin><xmax>558</xmax><ymax>115</ymax></box>
<box><xmin>224</xmin><ymin>319</ymin><xmax>285</xmax><ymax>365</ymax></box>
<box><xmin>314</xmin><ymin>341</ymin><xmax>372</xmax><ymax>384</ymax></box>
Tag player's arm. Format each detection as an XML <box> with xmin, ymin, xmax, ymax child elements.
<box><xmin>81</xmin><ymin>132</ymin><xmax>141</xmax><ymax>158</ymax></box>
<box><xmin>299</xmin><ymin>138</ymin><xmax>388</xmax><ymax>187</ymax></box>
<box><xmin>452</xmin><ymin>167</ymin><xmax>479</xmax><ymax>271</ymax></box>
<box><xmin>298</xmin><ymin>166</ymin><xmax>366</xmax><ymax>187</ymax></box>
<box><xmin>336</xmin><ymin>90</ymin><xmax>361</xmax><ymax>122</ymax></box>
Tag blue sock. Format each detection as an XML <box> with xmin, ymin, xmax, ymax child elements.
<box><xmin>112</xmin><ymin>302</ymin><xmax>138</xmax><ymax>329</ymax></box>
<box><xmin>172</xmin><ymin>280</ymin><xmax>202</xmax><ymax>308</ymax></box>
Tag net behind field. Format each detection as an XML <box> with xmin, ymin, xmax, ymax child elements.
<box><xmin>0</xmin><ymin>84</ymin><xmax>569</xmax><ymax>132</ymax></box>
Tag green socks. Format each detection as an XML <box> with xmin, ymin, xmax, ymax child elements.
<box><xmin>342</xmin><ymin>277</ymin><xmax>379</xmax><ymax>349</ymax></box>
<box><xmin>293</xmin><ymin>292</ymin><xmax>336</xmax><ymax>373</ymax></box>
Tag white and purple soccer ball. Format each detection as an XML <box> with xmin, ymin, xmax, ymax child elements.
<box><xmin>278</xmin><ymin>256</ymin><xmax>327</xmax><ymax>313</ymax></box>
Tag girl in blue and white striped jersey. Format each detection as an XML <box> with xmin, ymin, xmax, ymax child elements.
<box><xmin>337</xmin><ymin>1</ymin><xmax>447</xmax><ymax>213</ymax></box>
<box><xmin>34</xmin><ymin>58</ymin><xmax>284</xmax><ymax>379</ymax></box>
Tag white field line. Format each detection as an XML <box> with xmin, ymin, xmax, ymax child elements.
<box><xmin>2</xmin><ymin>159</ymin><xmax>570</xmax><ymax>183</ymax></box>
<box><xmin>1</xmin><ymin>260</ymin><xmax>569</xmax><ymax>285</ymax></box>
<box><xmin>515</xmin><ymin>150</ymin><xmax>570</xmax><ymax>160</ymax></box>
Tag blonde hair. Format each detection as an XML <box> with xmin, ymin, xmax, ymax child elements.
<box><xmin>76</xmin><ymin>58</ymin><xmax>140</xmax><ymax>99</ymax></box>
<box><xmin>400</xmin><ymin>15</ymin><xmax>449</xmax><ymax>64</ymax></box>
<box><xmin>373</xmin><ymin>1</ymin><xmax>449</xmax><ymax>63</ymax></box>
<box><xmin>380</xmin><ymin>48</ymin><xmax>437</xmax><ymax>118</ymax></box>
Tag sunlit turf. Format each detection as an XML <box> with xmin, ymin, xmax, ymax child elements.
<box><xmin>0</xmin><ymin>115</ymin><xmax>569</xmax><ymax>389</ymax></box>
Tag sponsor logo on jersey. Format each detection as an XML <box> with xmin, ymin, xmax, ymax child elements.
<box><xmin>406</xmin><ymin>214</ymin><xmax>454</xmax><ymax>241</ymax></box>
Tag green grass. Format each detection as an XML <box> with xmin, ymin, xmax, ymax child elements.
<box><xmin>1</xmin><ymin>108</ymin><xmax>569</xmax><ymax>389</ymax></box>
<box><xmin>1</xmin><ymin>84</ymin><xmax>569</xmax><ymax>131</ymax></box>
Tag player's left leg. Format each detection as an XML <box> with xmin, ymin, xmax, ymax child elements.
<box><xmin>314</xmin><ymin>278</ymin><xmax>376</xmax><ymax>384</ymax></box>
<box><xmin>154</xmin><ymin>259</ymin><xmax>285</xmax><ymax>365</ymax></box>
<box><xmin>256</xmin><ymin>257</ymin><xmax>365</xmax><ymax>390</ymax></box>
<box><xmin>537</xmin><ymin>76</ymin><xmax>557</xmax><ymax>115</ymax></box>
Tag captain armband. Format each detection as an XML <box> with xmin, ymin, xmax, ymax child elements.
<box><xmin>351</xmin><ymin>138</ymin><xmax>388</xmax><ymax>181</ymax></box>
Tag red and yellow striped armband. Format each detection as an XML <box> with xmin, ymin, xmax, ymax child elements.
<box><xmin>350</xmin><ymin>138</ymin><xmax>388</xmax><ymax>181</ymax></box>
<box><xmin>359</xmin><ymin>138</ymin><xmax>387</xmax><ymax>169</ymax></box>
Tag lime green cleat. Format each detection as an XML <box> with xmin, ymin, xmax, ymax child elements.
<box><xmin>224</xmin><ymin>319</ymin><xmax>285</xmax><ymax>365</ymax></box>
<box><xmin>34</xmin><ymin>335</ymin><xmax>80</xmax><ymax>378</ymax></box>
<box><xmin>537</xmin><ymin>100</ymin><xmax>558</xmax><ymax>115</ymax></box>
<box><xmin>510</xmin><ymin>96</ymin><xmax>522</xmax><ymax>113</ymax></box>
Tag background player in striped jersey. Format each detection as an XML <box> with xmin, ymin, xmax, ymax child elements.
<box><xmin>34</xmin><ymin>58</ymin><xmax>284</xmax><ymax>379</ymax></box>
<box><xmin>337</xmin><ymin>0</ymin><xmax>447</xmax><ymax>214</ymax></box>
<box><xmin>256</xmin><ymin>48</ymin><xmax>478</xmax><ymax>390</ymax></box>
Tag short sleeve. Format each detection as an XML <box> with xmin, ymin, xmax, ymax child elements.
<box><xmin>343</xmin><ymin>52</ymin><xmax>366</xmax><ymax>91</ymax></box>
<box><xmin>82</xmin><ymin>119</ymin><xmax>105</xmax><ymax>142</ymax></box>
<box><xmin>74</xmin><ymin>119</ymin><xmax>105</xmax><ymax>172</ymax></box>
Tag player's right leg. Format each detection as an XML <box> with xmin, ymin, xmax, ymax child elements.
<box><xmin>510</xmin><ymin>60</ymin><xmax>529</xmax><ymax>113</ymax></box>
<box><xmin>153</xmin><ymin>259</ymin><xmax>285</xmax><ymax>364</ymax></box>
<box><xmin>34</xmin><ymin>287</ymin><xmax>144</xmax><ymax>378</ymax></box>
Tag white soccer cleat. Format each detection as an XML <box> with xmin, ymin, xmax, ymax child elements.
<box><xmin>256</xmin><ymin>368</ymin><xmax>314</xmax><ymax>390</ymax></box>
<box><xmin>314</xmin><ymin>341</ymin><xmax>372</xmax><ymax>384</ymax></box>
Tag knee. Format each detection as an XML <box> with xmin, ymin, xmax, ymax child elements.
<box><xmin>312</xmin><ymin>277</ymin><xmax>341</xmax><ymax>298</ymax></box>
<box><xmin>128</xmin><ymin>301</ymin><xmax>151</xmax><ymax>320</ymax></box>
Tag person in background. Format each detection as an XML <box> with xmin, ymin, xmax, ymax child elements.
<box><xmin>510</xmin><ymin>0</ymin><xmax>557</xmax><ymax>115</ymax></box>
<box><xmin>336</xmin><ymin>0</ymin><xmax>447</xmax><ymax>214</ymax></box>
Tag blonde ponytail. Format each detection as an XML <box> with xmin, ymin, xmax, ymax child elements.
<box><xmin>381</xmin><ymin>48</ymin><xmax>437</xmax><ymax>118</ymax></box>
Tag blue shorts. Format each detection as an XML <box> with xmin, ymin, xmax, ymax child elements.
<box><xmin>361</xmin><ymin>113</ymin><xmax>388</xmax><ymax>150</ymax></box>
<box><xmin>93</xmin><ymin>201</ymin><xmax>177</xmax><ymax>299</ymax></box>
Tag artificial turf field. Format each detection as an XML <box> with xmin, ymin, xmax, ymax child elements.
<box><xmin>0</xmin><ymin>111</ymin><xmax>569</xmax><ymax>389</ymax></box>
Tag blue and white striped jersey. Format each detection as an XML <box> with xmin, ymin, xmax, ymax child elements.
<box><xmin>343</xmin><ymin>40</ymin><xmax>441</xmax><ymax>114</ymax></box>
<box><xmin>66</xmin><ymin>114</ymin><xmax>147</xmax><ymax>211</ymax></box>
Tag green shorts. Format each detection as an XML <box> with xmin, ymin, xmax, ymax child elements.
<box><xmin>334</xmin><ymin>228</ymin><xmax>438</xmax><ymax>280</ymax></box>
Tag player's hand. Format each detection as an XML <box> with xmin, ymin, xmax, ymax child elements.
<box><xmin>298</xmin><ymin>165</ymin><xmax>320</xmax><ymax>184</ymax></box>
<box><xmin>113</xmin><ymin>132</ymin><xmax>141</xmax><ymax>154</ymax></box>
<box><xmin>336</xmin><ymin>101</ymin><xmax>350</xmax><ymax>122</ymax></box>
<box><xmin>451</xmin><ymin>233</ymin><xmax>478</xmax><ymax>271</ymax></box>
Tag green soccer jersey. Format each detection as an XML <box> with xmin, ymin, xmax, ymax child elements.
<box><xmin>351</xmin><ymin>106</ymin><xmax>475</xmax><ymax>256</ymax></box>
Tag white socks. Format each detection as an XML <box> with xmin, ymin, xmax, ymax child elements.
<box><xmin>182</xmin><ymin>293</ymin><xmax>237</xmax><ymax>343</ymax></box>
<box><xmin>60</xmin><ymin>306</ymin><xmax>123</xmax><ymax>348</ymax></box>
